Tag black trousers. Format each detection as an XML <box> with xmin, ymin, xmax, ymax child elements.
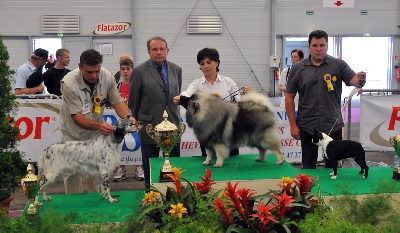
<box><xmin>300</xmin><ymin>129</ymin><xmax>342</xmax><ymax>169</ymax></box>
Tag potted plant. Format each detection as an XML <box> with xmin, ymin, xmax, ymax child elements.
<box><xmin>0</xmin><ymin>35</ymin><xmax>27</xmax><ymax>215</ymax></box>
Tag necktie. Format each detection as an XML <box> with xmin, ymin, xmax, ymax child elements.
<box><xmin>157</xmin><ymin>65</ymin><xmax>168</xmax><ymax>98</ymax></box>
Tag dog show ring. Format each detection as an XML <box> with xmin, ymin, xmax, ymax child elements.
<box><xmin>146</xmin><ymin>110</ymin><xmax>186</xmax><ymax>182</ymax></box>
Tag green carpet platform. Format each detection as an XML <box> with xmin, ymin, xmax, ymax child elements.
<box><xmin>151</xmin><ymin>154</ymin><xmax>400</xmax><ymax>196</ymax></box>
<box><xmin>25</xmin><ymin>154</ymin><xmax>400</xmax><ymax>224</ymax></box>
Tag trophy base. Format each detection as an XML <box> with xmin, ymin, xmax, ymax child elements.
<box><xmin>392</xmin><ymin>171</ymin><xmax>400</xmax><ymax>181</ymax></box>
<box><xmin>159</xmin><ymin>170</ymin><xmax>174</xmax><ymax>182</ymax></box>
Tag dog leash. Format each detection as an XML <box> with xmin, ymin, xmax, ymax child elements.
<box><xmin>222</xmin><ymin>87</ymin><xmax>244</xmax><ymax>101</ymax></box>
<box><xmin>327</xmin><ymin>87</ymin><xmax>361</xmax><ymax>135</ymax></box>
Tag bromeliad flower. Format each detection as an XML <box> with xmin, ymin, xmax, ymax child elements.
<box><xmin>278</xmin><ymin>176</ymin><xmax>294</xmax><ymax>192</ymax></box>
<box><xmin>294</xmin><ymin>173</ymin><xmax>316</xmax><ymax>196</ymax></box>
<box><xmin>251</xmin><ymin>201</ymin><xmax>277</xmax><ymax>228</ymax></box>
<box><xmin>212</xmin><ymin>197</ymin><xmax>234</xmax><ymax>224</ymax></box>
<box><xmin>224</xmin><ymin>182</ymin><xmax>246</xmax><ymax>219</ymax></box>
<box><xmin>273</xmin><ymin>191</ymin><xmax>296</xmax><ymax>220</ymax></box>
<box><xmin>192</xmin><ymin>169</ymin><xmax>216</xmax><ymax>195</ymax></box>
<box><xmin>167</xmin><ymin>167</ymin><xmax>186</xmax><ymax>196</ymax></box>
<box><xmin>168</xmin><ymin>202</ymin><xmax>188</xmax><ymax>218</ymax></box>
<box><xmin>142</xmin><ymin>191</ymin><xmax>160</xmax><ymax>205</ymax></box>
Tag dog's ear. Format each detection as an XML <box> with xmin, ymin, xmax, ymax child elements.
<box><xmin>180</xmin><ymin>95</ymin><xmax>190</xmax><ymax>109</ymax></box>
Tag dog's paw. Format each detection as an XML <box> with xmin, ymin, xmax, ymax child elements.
<box><xmin>363</xmin><ymin>175</ymin><xmax>367</xmax><ymax>179</ymax></box>
<box><xmin>275</xmin><ymin>160</ymin><xmax>284</xmax><ymax>165</ymax></box>
<box><xmin>34</xmin><ymin>201</ymin><xmax>43</xmax><ymax>206</ymax></box>
<box><xmin>255</xmin><ymin>157</ymin><xmax>265</xmax><ymax>162</ymax></box>
<box><xmin>329</xmin><ymin>171</ymin><xmax>337</xmax><ymax>176</ymax></box>
<box><xmin>213</xmin><ymin>163</ymin><xmax>222</xmax><ymax>168</ymax></box>
<box><xmin>202</xmin><ymin>161</ymin><xmax>211</xmax><ymax>166</ymax></box>
<box><xmin>43</xmin><ymin>196</ymin><xmax>52</xmax><ymax>201</ymax></box>
<box><xmin>331</xmin><ymin>175</ymin><xmax>337</xmax><ymax>180</ymax></box>
<box><xmin>108</xmin><ymin>198</ymin><xmax>119</xmax><ymax>203</ymax></box>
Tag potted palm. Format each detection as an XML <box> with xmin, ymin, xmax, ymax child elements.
<box><xmin>0</xmin><ymin>35</ymin><xmax>27</xmax><ymax>215</ymax></box>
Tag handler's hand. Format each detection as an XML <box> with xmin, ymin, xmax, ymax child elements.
<box><xmin>99</xmin><ymin>122</ymin><xmax>114</xmax><ymax>136</ymax></box>
<box><xmin>173</xmin><ymin>95</ymin><xmax>181</xmax><ymax>105</ymax></box>
<box><xmin>242</xmin><ymin>87</ymin><xmax>252</xmax><ymax>94</ymax></box>
<box><xmin>290</xmin><ymin>125</ymin><xmax>301</xmax><ymax>140</ymax></box>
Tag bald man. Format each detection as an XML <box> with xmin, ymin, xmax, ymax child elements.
<box><xmin>114</xmin><ymin>54</ymin><xmax>134</xmax><ymax>84</ymax></box>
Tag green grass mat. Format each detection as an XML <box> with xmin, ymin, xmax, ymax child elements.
<box><xmin>26</xmin><ymin>190</ymin><xmax>144</xmax><ymax>224</ymax></box>
<box><xmin>151</xmin><ymin>154</ymin><xmax>400</xmax><ymax>196</ymax></box>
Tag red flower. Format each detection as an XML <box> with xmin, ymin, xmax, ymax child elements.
<box><xmin>224</xmin><ymin>182</ymin><xmax>246</xmax><ymax>220</ymax></box>
<box><xmin>212</xmin><ymin>197</ymin><xmax>234</xmax><ymax>224</ymax></box>
<box><xmin>273</xmin><ymin>191</ymin><xmax>296</xmax><ymax>220</ymax></box>
<box><xmin>237</xmin><ymin>188</ymin><xmax>256</xmax><ymax>216</ymax></box>
<box><xmin>192</xmin><ymin>169</ymin><xmax>216</xmax><ymax>194</ymax></box>
<box><xmin>251</xmin><ymin>201</ymin><xmax>277</xmax><ymax>232</ymax></box>
<box><xmin>294</xmin><ymin>174</ymin><xmax>316</xmax><ymax>196</ymax></box>
<box><xmin>167</xmin><ymin>167</ymin><xmax>185</xmax><ymax>199</ymax></box>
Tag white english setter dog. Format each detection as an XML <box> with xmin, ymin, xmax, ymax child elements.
<box><xmin>34</xmin><ymin>118</ymin><xmax>140</xmax><ymax>205</ymax></box>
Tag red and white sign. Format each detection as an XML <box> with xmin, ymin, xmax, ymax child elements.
<box><xmin>93</xmin><ymin>22</ymin><xmax>131</xmax><ymax>35</ymax></box>
<box><xmin>360</xmin><ymin>95</ymin><xmax>400</xmax><ymax>151</ymax></box>
<box><xmin>323</xmin><ymin>0</ymin><xmax>354</xmax><ymax>8</ymax></box>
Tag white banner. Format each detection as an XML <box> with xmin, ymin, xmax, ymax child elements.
<box><xmin>360</xmin><ymin>94</ymin><xmax>400</xmax><ymax>151</ymax></box>
<box><xmin>16</xmin><ymin>99</ymin><xmax>304</xmax><ymax>164</ymax></box>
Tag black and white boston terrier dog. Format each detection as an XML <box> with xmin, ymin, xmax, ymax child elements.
<box><xmin>312</xmin><ymin>129</ymin><xmax>369</xmax><ymax>180</ymax></box>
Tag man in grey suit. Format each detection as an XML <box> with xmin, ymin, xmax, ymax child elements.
<box><xmin>128</xmin><ymin>36</ymin><xmax>182</xmax><ymax>189</ymax></box>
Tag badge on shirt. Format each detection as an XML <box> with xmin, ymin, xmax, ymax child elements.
<box><xmin>324</xmin><ymin>74</ymin><xmax>335</xmax><ymax>92</ymax></box>
<box><xmin>93</xmin><ymin>96</ymin><xmax>102</xmax><ymax>114</ymax></box>
<box><xmin>82</xmin><ymin>103</ymin><xmax>91</xmax><ymax>114</ymax></box>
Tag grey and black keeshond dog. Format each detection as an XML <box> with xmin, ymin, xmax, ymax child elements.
<box><xmin>180</xmin><ymin>92</ymin><xmax>284</xmax><ymax>168</ymax></box>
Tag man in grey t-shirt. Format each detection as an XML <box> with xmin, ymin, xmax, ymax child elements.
<box><xmin>285</xmin><ymin>30</ymin><xmax>366</xmax><ymax>169</ymax></box>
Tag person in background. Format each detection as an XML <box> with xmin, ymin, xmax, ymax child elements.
<box><xmin>14</xmin><ymin>48</ymin><xmax>48</xmax><ymax>95</ymax></box>
<box><xmin>173</xmin><ymin>47</ymin><xmax>252</xmax><ymax>157</ymax></box>
<box><xmin>128</xmin><ymin>36</ymin><xmax>182</xmax><ymax>189</ymax></box>
<box><xmin>278</xmin><ymin>49</ymin><xmax>304</xmax><ymax>107</ymax></box>
<box><xmin>114</xmin><ymin>54</ymin><xmax>134</xmax><ymax>84</ymax></box>
<box><xmin>59</xmin><ymin>49</ymin><xmax>135</xmax><ymax>194</ymax></box>
<box><xmin>285</xmin><ymin>29</ymin><xmax>366</xmax><ymax>169</ymax></box>
<box><xmin>113</xmin><ymin>57</ymin><xmax>145</xmax><ymax>182</ymax></box>
<box><xmin>43</xmin><ymin>48</ymin><xmax>71</xmax><ymax>96</ymax></box>
<box><xmin>45</xmin><ymin>54</ymin><xmax>56</xmax><ymax>70</ymax></box>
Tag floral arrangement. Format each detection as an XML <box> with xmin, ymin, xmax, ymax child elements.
<box><xmin>135</xmin><ymin>167</ymin><xmax>327</xmax><ymax>233</ymax></box>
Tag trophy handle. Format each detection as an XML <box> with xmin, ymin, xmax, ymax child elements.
<box><xmin>146</xmin><ymin>124</ymin><xmax>157</xmax><ymax>141</ymax></box>
<box><xmin>176</xmin><ymin>122</ymin><xmax>186</xmax><ymax>140</ymax></box>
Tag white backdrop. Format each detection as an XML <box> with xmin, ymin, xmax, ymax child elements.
<box><xmin>360</xmin><ymin>94</ymin><xmax>400</xmax><ymax>151</ymax></box>
<box><xmin>16</xmin><ymin>99</ymin><xmax>304</xmax><ymax>165</ymax></box>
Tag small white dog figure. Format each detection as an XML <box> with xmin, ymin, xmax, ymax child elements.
<box><xmin>34</xmin><ymin>118</ymin><xmax>140</xmax><ymax>205</ymax></box>
<box><xmin>312</xmin><ymin>129</ymin><xmax>369</xmax><ymax>180</ymax></box>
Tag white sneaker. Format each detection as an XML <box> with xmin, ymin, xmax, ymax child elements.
<box><xmin>113</xmin><ymin>169</ymin><xmax>127</xmax><ymax>182</ymax></box>
<box><xmin>135</xmin><ymin>166</ymin><xmax>144</xmax><ymax>181</ymax></box>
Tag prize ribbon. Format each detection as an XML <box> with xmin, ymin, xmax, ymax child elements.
<box><xmin>324</xmin><ymin>74</ymin><xmax>334</xmax><ymax>92</ymax></box>
<box><xmin>94</xmin><ymin>96</ymin><xmax>101</xmax><ymax>114</ymax></box>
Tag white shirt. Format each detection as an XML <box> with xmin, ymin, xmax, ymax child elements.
<box><xmin>278</xmin><ymin>66</ymin><xmax>298</xmax><ymax>108</ymax></box>
<box><xmin>181</xmin><ymin>73</ymin><xmax>240</xmax><ymax>102</ymax></box>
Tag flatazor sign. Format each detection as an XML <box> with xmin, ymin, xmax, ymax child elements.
<box><xmin>93</xmin><ymin>22</ymin><xmax>131</xmax><ymax>35</ymax></box>
<box><xmin>16</xmin><ymin>99</ymin><xmax>308</xmax><ymax>165</ymax></box>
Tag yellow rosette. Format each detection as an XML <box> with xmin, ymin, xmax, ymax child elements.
<box><xmin>94</xmin><ymin>96</ymin><xmax>101</xmax><ymax>114</ymax></box>
<box><xmin>324</xmin><ymin>74</ymin><xmax>334</xmax><ymax>92</ymax></box>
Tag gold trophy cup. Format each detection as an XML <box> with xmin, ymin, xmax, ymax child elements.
<box><xmin>146</xmin><ymin>110</ymin><xmax>186</xmax><ymax>182</ymax></box>
<box><xmin>21</xmin><ymin>164</ymin><xmax>41</xmax><ymax>215</ymax></box>
<box><xmin>390</xmin><ymin>134</ymin><xmax>400</xmax><ymax>181</ymax></box>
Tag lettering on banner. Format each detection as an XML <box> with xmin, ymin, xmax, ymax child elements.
<box><xmin>181</xmin><ymin>141</ymin><xmax>201</xmax><ymax>149</ymax></box>
<box><xmin>15</xmin><ymin>116</ymin><xmax>51</xmax><ymax>139</ymax></box>
<box><xmin>388</xmin><ymin>107</ymin><xmax>400</xmax><ymax>130</ymax></box>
